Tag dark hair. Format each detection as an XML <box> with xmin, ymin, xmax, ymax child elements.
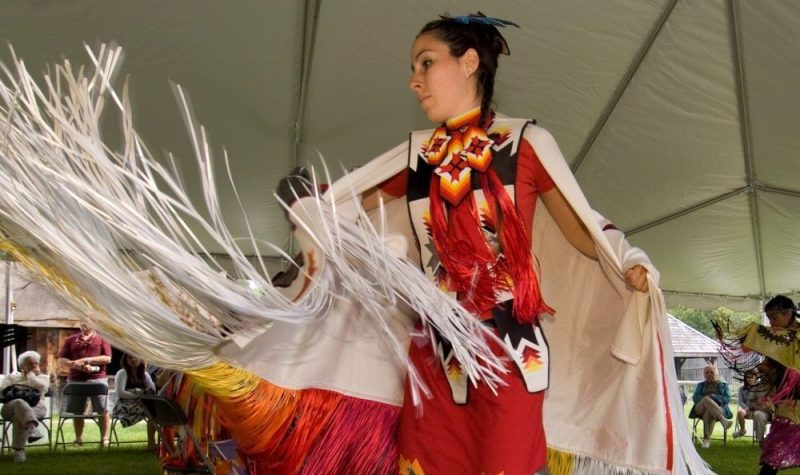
<box><xmin>418</xmin><ymin>15</ymin><xmax>508</xmax><ymax>123</ymax></box>
<box><xmin>121</xmin><ymin>353</ymin><xmax>147</xmax><ymax>388</ymax></box>
<box><xmin>764</xmin><ymin>295</ymin><xmax>798</xmax><ymax>320</ymax></box>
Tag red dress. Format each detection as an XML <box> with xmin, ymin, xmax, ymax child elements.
<box><xmin>386</xmin><ymin>111</ymin><xmax>555</xmax><ymax>475</ymax></box>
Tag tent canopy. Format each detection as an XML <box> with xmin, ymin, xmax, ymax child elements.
<box><xmin>1</xmin><ymin>1</ymin><xmax>798</xmax><ymax>313</ymax></box>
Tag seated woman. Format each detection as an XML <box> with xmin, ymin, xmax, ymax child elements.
<box><xmin>690</xmin><ymin>365</ymin><xmax>733</xmax><ymax>448</ymax></box>
<box><xmin>113</xmin><ymin>353</ymin><xmax>157</xmax><ymax>450</ymax></box>
<box><xmin>733</xmin><ymin>369</ymin><xmax>771</xmax><ymax>443</ymax></box>
<box><xmin>0</xmin><ymin>350</ymin><xmax>49</xmax><ymax>462</ymax></box>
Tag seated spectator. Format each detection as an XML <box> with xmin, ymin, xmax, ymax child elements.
<box><xmin>114</xmin><ymin>353</ymin><xmax>157</xmax><ymax>450</ymax></box>
<box><xmin>0</xmin><ymin>350</ymin><xmax>49</xmax><ymax>462</ymax></box>
<box><xmin>690</xmin><ymin>365</ymin><xmax>733</xmax><ymax>448</ymax></box>
<box><xmin>733</xmin><ymin>369</ymin><xmax>771</xmax><ymax>443</ymax></box>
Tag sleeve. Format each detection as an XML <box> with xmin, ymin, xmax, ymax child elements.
<box><xmin>377</xmin><ymin>169</ymin><xmax>408</xmax><ymax>198</ymax></box>
<box><xmin>719</xmin><ymin>383</ymin><xmax>731</xmax><ymax>405</ymax></box>
<box><xmin>740</xmin><ymin>323</ymin><xmax>800</xmax><ymax>371</ymax></box>
<box><xmin>692</xmin><ymin>382</ymin><xmax>704</xmax><ymax>404</ymax></box>
<box><xmin>597</xmin><ymin>215</ymin><xmax>660</xmax><ymax>285</ymax></box>
<box><xmin>738</xmin><ymin>387</ymin><xmax>749</xmax><ymax>410</ymax></box>
<box><xmin>144</xmin><ymin>371</ymin><xmax>156</xmax><ymax>392</ymax></box>
<box><xmin>516</xmin><ymin>137</ymin><xmax>555</xmax><ymax>232</ymax></box>
<box><xmin>100</xmin><ymin>338</ymin><xmax>112</xmax><ymax>357</ymax></box>
<box><xmin>287</xmin><ymin>143</ymin><xmax>408</xmax><ymax>253</ymax></box>
<box><xmin>0</xmin><ymin>373</ymin><xmax>18</xmax><ymax>391</ymax></box>
<box><xmin>517</xmin><ymin>137</ymin><xmax>556</xmax><ymax>194</ymax></box>
<box><xmin>31</xmin><ymin>373</ymin><xmax>50</xmax><ymax>394</ymax></box>
<box><xmin>57</xmin><ymin>338</ymin><xmax>70</xmax><ymax>359</ymax></box>
<box><xmin>115</xmin><ymin>369</ymin><xmax>135</xmax><ymax>399</ymax></box>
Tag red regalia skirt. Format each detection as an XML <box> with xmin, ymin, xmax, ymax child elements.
<box><xmin>396</xmin><ymin>323</ymin><xmax>547</xmax><ymax>475</ymax></box>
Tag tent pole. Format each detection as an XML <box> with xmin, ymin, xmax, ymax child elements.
<box><xmin>3</xmin><ymin>260</ymin><xmax>13</xmax><ymax>374</ymax></box>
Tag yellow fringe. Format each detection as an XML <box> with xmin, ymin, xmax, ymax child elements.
<box><xmin>547</xmin><ymin>447</ymin><xmax>574</xmax><ymax>475</ymax></box>
<box><xmin>0</xmin><ymin>240</ymin><xmax>133</xmax><ymax>340</ymax></box>
<box><xmin>0</xmin><ymin>240</ymin><xmax>99</xmax><ymax>311</ymax></box>
<box><xmin>186</xmin><ymin>361</ymin><xmax>261</xmax><ymax>398</ymax></box>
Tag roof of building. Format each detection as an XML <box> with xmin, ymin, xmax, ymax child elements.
<box><xmin>668</xmin><ymin>314</ymin><xmax>721</xmax><ymax>358</ymax></box>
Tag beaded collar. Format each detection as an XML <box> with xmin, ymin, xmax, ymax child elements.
<box><xmin>421</xmin><ymin>107</ymin><xmax>495</xmax><ymax>205</ymax></box>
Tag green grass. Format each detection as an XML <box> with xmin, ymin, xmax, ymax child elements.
<box><xmin>684</xmin><ymin>401</ymin><xmax>800</xmax><ymax>474</ymax></box>
<box><xmin>0</xmin><ymin>418</ymin><xmax>160</xmax><ymax>474</ymax></box>
<box><xmin>2</xmin><ymin>414</ymin><xmax>798</xmax><ymax>474</ymax></box>
<box><xmin>697</xmin><ymin>439</ymin><xmax>800</xmax><ymax>475</ymax></box>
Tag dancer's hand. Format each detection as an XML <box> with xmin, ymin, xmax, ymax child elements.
<box><xmin>625</xmin><ymin>265</ymin><xmax>649</xmax><ymax>292</ymax></box>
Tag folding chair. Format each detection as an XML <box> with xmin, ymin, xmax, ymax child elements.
<box><xmin>139</xmin><ymin>394</ymin><xmax>215</xmax><ymax>474</ymax></box>
<box><xmin>54</xmin><ymin>381</ymin><xmax>109</xmax><ymax>450</ymax></box>
<box><xmin>690</xmin><ymin>414</ymin><xmax>729</xmax><ymax>445</ymax></box>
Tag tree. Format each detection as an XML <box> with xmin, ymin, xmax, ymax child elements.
<box><xmin>668</xmin><ymin>305</ymin><xmax>760</xmax><ymax>339</ymax></box>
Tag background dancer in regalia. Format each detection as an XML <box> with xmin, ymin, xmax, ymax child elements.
<box><xmin>718</xmin><ymin>295</ymin><xmax>800</xmax><ymax>474</ymax></box>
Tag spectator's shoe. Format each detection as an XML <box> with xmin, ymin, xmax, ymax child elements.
<box><xmin>26</xmin><ymin>428</ymin><xmax>43</xmax><ymax>443</ymax></box>
<box><xmin>721</xmin><ymin>419</ymin><xmax>733</xmax><ymax>431</ymax></box>
<box><xmin>14</xmin><ymin>450</ymin><xmax>26</xmax><ymax>462</ymax></box>
<box><xmin>732</xmin><ymin>428</ymin><xmax>746</xmax><ymax>439</ymax></box>
<box><xmin>701</xmin><ymin>439</ymin><xmax>711</xmax><ymax>449</ymax></box>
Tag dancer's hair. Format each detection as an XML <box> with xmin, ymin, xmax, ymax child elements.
<box><xmin>764</xmin><ymin>295</ymin><xmax>798</xmax><ymax>322</ymax></box>
<box><xmin>418</xmin><ymin>14</ymin><xmax>512</xmax><ymax>122</ymax></box>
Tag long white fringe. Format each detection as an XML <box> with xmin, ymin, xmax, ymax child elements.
<box><xmin>0</xmin><ymin>43</ymin><xmax>506</xmax><ymax>394</ymax></box>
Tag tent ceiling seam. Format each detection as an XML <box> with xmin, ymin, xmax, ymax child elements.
<box><xmin>626</xmin><ymin>185</ymin><xmax>747</xmax><ymax>235</ymax></box>
<box><xmin>752</xmin><ymin>184</ymin><xmax>800</xmax><ymax>198</ymax></box>
<box><xmin>287</xmin><ymin>0</ymin><xmax>321</xmax><ymax>257</ymax></box>
<box><xmin>662</xmin><ymin>288</ymin><xmax>765</xmax><ymax>301</ymax></box>
<box><xmin>729</xmin><ymin>0</ymin><xmax>756</xmax><ymax>187</ymax></box>
<box><xmin>729</xmin><ymin>0</ymin><xmax>766</xmax><ymax>300</ymax></box>
<box><xmin>570</xmin><ymin>0</ymin><xmax>679</xmax><ymax>174</ymax></box>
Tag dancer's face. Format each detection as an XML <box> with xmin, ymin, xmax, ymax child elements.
<box><xmin>766</xmin><ymin>308</ymin><xmax>792</xmax><ymax>328</ymax></box>
<box><xmin>409</xmin><ymin>33</ymin><xmax>480</xmax><ymax>123</ymax></box>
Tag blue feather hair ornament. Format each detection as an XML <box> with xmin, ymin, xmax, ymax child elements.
<box><xmin>440</xmin><ymin>11</ymin><xmax>520</xmax><ymax>55</ymax></box>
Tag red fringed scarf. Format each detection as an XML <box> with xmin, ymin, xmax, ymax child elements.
<box><xmin>422</xmin><ymin>108</ymin><xmax>553</xmax><ymax>323</ymax></box>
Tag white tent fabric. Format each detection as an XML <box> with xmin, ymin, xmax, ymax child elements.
<box><xmin>1</xmin><ymin>0</ymin><xmax>798</xmax><ymax>313</ymax></box>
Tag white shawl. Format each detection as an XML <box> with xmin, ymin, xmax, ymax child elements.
<box><xmin>220</xmin><ymin>122</ymin><xmax>709</xmax><ymax>474</ymax></box>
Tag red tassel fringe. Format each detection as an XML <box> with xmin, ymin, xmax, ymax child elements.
<box><xmin>427</xmin><ymin>165</ymin><xmax>553</xmax><ymax>323</ymax></box>
<box><xmin>428</xmin><ymin>179</ymin><xmax>506</xmax><ymax>315</ymax></box>
<box><xmin>482</xmin><ymin>169</ymin><xmax>554</xmax><ymax>322</ymax></box>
